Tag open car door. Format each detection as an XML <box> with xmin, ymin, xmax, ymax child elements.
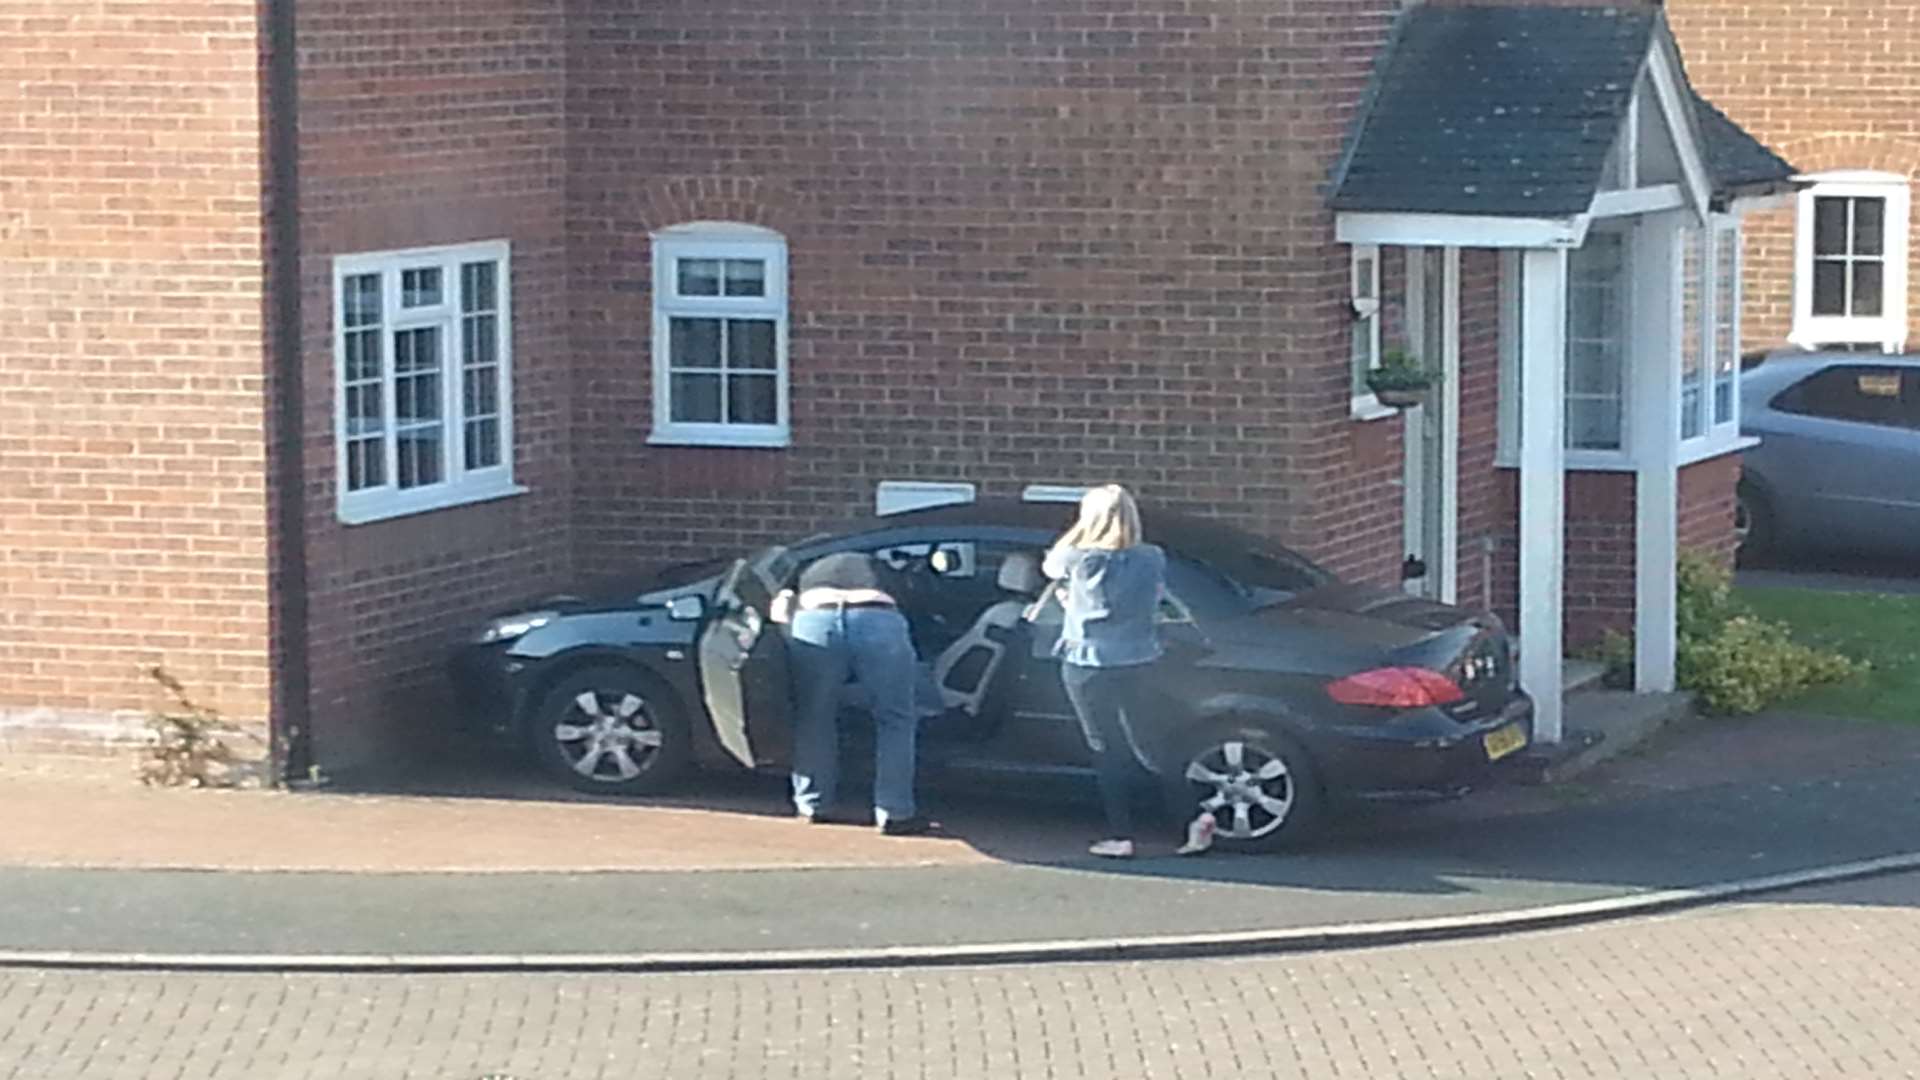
<box><xmin>697</xmin><ymin>546</ymin><xmax>796</xmax><ymax>769</ymax></box>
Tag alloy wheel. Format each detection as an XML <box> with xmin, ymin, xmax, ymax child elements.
<box><xmin>552</xmin><ymin>689</ymin><xmax>665</xmax><ymax>782</ymax></box>
<box><xmin>1182</xmin><ymin>739</ymin><xmax>1294</xmax><ymax>841</ymax></box>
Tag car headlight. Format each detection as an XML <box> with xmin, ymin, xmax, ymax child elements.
<box><xmin>474</xmin><ymin>610</ymin><xmax>557</xmax><ymax>645</ymax></box>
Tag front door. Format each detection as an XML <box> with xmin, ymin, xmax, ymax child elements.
<box><xmin>696</xmin><ymin>546</ymin><xmax>796</xmax><ymax>768</ymax></box>
<box><xmin>1402</xmin><ymin>246</ymin><xmax>1460</xmax><ymax>602</ymax></box>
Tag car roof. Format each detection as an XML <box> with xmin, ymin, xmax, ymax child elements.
<box><xmin>1743</xmin><ymin>350</ymin><xmax>1920</xmax><ymax>396</ymax></box>
<box><xmin>831</xmin><ymin>498</ymin><xmax>1320</xmax><ymax>568</ymax></box>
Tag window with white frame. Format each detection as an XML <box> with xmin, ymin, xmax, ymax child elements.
<box><xmin>650</xmin><ymin>223</ymin><xmax>789</xmax><ymax>447</ymax></box>
<box><xmin>1497</xmin><ymin>216</ymin><xmax>1747</xmax><ymax>466</ymax></box>
<box><xmin>334</xmin><ymin>240</ymin><xmax>516</xmax><ymax>524</ymax></box>
<box><xmin>1566</xmin><ymin>227</ymin><xmax>1630</xmax><ymax>452</ymax></box>
<box><xmin>1792</xmin><ymin>171</ymin><xmax>1911</xmax><ymax>352</ymax></box>
<box><xmin>1349</xmin><ymin>244</ymin><xmax>1383</xmax><ymax>414</ymax></box>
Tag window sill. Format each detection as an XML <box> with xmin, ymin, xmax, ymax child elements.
<box><xmin>1351</xmin><ymin>394</ymin><xmax>1398</xmax><ymax>422</ymax></box>
<box><xmin>648</xmin><ymin>426</ymin><xmax>792</xmax><ymax>450</ymax></box>
<box><xmin>338</xmin><ymin>480</ymin><xmax>528</xmax><ymax>526</ymax></box>
<box><xmin>1678</xmin><ymin>433</ymin><xmax>1759</xmax><ymax>468</ymax></box>
<box><xmin>1492</xmin><ymin>434</ymin><xmax>1758</xmax><ymax>473</ymax></box>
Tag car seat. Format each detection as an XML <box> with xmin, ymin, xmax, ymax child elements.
<box><xmin>930</xmin><ymin>550</ymin><xmax>1045</xmax><ymax>718</ymax></box>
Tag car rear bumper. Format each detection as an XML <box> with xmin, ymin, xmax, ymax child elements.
<box><xmin>1316</xmin><ymin>691</ymin><xmax>1535</xmax><ymax>801</ymax></box>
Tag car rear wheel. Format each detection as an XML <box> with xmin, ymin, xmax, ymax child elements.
<box><xmin>530</xmin><ymin>665</ymin><xmax>691</xmax><ymax>795</ymax></box>
<box><xmin>1163</xmin><ymin>722</ymin><xmax>1322</xmax><ymax>853</ymax></box>
<box><xmin>1735</xmin><ymin>481</ymin><xmax>1776</xmax><ymax>557</ymax></box>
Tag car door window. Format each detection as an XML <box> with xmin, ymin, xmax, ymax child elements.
<box><xmin>1774</xmin><ymin>365</ymin><xmax>1910</xmax><ymax>428</ymax></box>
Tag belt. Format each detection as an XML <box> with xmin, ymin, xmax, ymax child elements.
<box><xmin>801</xmin><ymin>599</ymin><xmax>896</xmax><ymax>612</ymax></box>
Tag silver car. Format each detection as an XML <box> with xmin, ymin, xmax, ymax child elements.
<box><xmin>1738</xmin><ymin>351</ymin><xmax>1920</xmax><ymax>556</ymax></box>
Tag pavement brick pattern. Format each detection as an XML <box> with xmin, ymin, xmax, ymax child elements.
<box><xmin>5</xmin><ymin>876</ymin><xmax>1920</xmax><ymax>1080</ymax></box>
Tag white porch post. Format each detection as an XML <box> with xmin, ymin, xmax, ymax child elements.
<box><xmin>1519</xmin><ymin>248</ymin><xmax>1569</xmax><ymax>745</ymax></box>
<box><xmin>1633</xmin><ymin>216</ymin><xmax>1683</xmax><ymax>692</ymax></box>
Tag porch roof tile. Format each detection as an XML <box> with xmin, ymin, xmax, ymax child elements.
<box><xmin>1329</xmin><ymin>5</ymin><xmax>1794</xmax><ymax>218</ymax></box>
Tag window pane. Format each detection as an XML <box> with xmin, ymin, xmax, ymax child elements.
<box><xmin>1812</xmin><ymin>260</ymin><xmax>1848</xmax><ymax>316</ymax></box>
<box><xmin>461</xmin><ymin>261</ymin><xmax>498</xmax><ymax>314</ymax></box>
<box><xmin>402</xmin><ymin>267</ymin><xmax>443</xmax><ymax>308</ymax></box>
<box><xmin>678</xmin><ymin>258</ymin><xmax>721</xmax><ymax>296</ymax></box>
<box><xmin>397</xmin><ymin>430</ymin><xmax>444</xmax><ymax>489</ymax></box>
<box><xmin>1852</xmin><ymin>261</ymin><xmax>1884</xmax><ymax>317</ymax></box>
<box><xmin>1853</xmin><ymin>197</ymin><xmax>1886</xmax><ymax>257</ymax></box>
<box><xmin>723</xmin><ymin>259</ymin><xmax>766</xmax><ymax>297</ymax></box>
<box><xmin>1354</xmin><ymin>254</ymin><xmax>1377</xmax><ymax>301</ymax></box>
<box><xmin>669</xmin><ymin>317</ymin><xmax>722</xmax><ymax>369</ymax></box>
<box><xmin>670</xmin><ymin>373</ymin><xmax>723</xmax><ymax>422</ymax></box>
<box><xmin>1568</xmin><ymin>398</ymin><xmax>1623</xmax><ymax>451</ymax></box>
<box><xmin>1350</xmin><ymin>317</ymin><xmax>1374</xmax><ymax>396</ymax></box>
<box><xmin>1715</xmin><ymin>230</ymin><xmax>1738</xmax><ymax>425</ymax></box>
<box><xmin>1813</xmin><ymin>197</ymin><xmax>1849</xmax><ymax>256</ymax></box>
<box><xmin>727</xmin><ymin>319</ymin><xmax>777</xmax><ymax>370</ymax></box>
<box><xmin>727</xmin><ymin>374</ymin><xmax>778</xmax><ymax>425</ymax></box>
<box><xmin>345</xmin><ymin>329</ymin><xmax>381</xmax><ymax>382</ymax></box>
<box><xmin>343</xmin><ymin>274</ymin><xmax>382</xmax><ymax>327</ymax></box>
<box><xmin>1681</xmin><ymin>229</ymin><xmax>1705</xmax><ymax>439</ymax></box>
<box><xmin>465</xmin><ymin>418</ymin><xmax>500</xmax><ymax>471</ymax></box>
<box><xmin>348</xmin><ymin>437</ymin><xmax>384</xmax><ymax>492</ymax></box>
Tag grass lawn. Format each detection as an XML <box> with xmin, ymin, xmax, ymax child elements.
<box><xmin>1737</xmin><ymin>585</ymin><xmax>1920</xmax><ymax>724</ymax></box>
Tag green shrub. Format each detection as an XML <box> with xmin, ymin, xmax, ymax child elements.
<box><xmin>140</xmin><ymin>666</ymin><xmax>261</xmax><ymax>788</ymax></box>
<box><xmin>1595</xmin><ymin>551</ymin><xmax>1865</xmax><ymax>715</ymax></box>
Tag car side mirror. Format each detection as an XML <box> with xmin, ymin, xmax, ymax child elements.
<box><xmin>666</xmin><ymin>595</ymin><xmax>705</xmax><ymax>621</ymax></box>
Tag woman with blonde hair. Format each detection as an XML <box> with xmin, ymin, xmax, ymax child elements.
<box><xmin>1043</xmin><ymin>485</ymin><xmax>1203</xmax><ymax>858</ymax></box>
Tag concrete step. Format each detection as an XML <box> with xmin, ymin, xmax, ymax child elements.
<box><xmin>1508</xmin><ymin>688</ymin><xmax>1694</xmax><ymax>786</ymax></box>
<box><xmin>1562</xmin><ymin>658</ymin><xmax>1608</xmax><ymax>695</ymax></box>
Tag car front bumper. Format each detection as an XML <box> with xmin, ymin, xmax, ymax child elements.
<box><xmin>1316</xmin><ymin>691</ymin><xmax>1536</xmax><ymax>802</ymax></box>
<box><xmin>448</xmin><ymin>642</ymin><xmax>530</xmax><ymax>738</ymax></box>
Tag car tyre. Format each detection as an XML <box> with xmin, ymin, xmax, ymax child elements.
<box><xmin>1162</xmin><ymin>721</ymin><xmax>1322</xmax><ymax>853</ymax></box>
<box><xmin>529</xmin><ymin>665</ymin><xmax>692</xmax><ymax>796</ymax></box>
<box><xmin>1735</xmin><ymin>481</ymin><xmax>1776</xmax><ymax>558</ymax></box>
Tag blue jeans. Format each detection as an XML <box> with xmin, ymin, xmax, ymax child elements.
<box><xmin>1061</xmin><ymin>662</ymin><xmax>1148</xmax><ymax>840</ymax></box>
<box><xmin>788</xmin><ymin>606</ymin><xmax>918</xmax><ymax>824</ymax></box>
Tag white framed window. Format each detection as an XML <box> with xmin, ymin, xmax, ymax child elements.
<box><xmin>333</xmin><ymin>240</ymin><xmax>519</xmax><ymax>525</ymax></box>
<box><xmin>1565</xmin><ymin>226</ymin><xmax>1631</xmax><ymax>453</ymax></box>
<box><xmin>650</xmin><ymin>223</ymin><xmax>790</xmax><ymax>448</ymax></box>
<box><xmin>1497</xmin><ymin>233</ymin><xmax>1635</xmax><ymax>463</ymax></box>
<box><xmin>1349</xmin><ymin>244</ymin><xmax>1389</xmax><ymax>419</ymax></box>
<box><xmin>1791</xmin><ymin>171</ymin><xmax>1911</xmax><ymax>352</ymax></box>
<box><xmin>1497</xmin><ymin>215</ymin><xmax>1748</xmax><ymax>470</ymax></box>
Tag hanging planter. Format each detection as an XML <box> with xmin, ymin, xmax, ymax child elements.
<box><xmin>1366</xmin><ymin>347</ymin><xmax>1438</xmax><ymax>410</ymax></box>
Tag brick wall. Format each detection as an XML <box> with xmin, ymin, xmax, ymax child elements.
<box><xmin>0</xmin><ymin>4</ymin><xmax>272</xmax><ymax>756</ymax></box>
<box><xmin>295</xmin><ymin>0</ymin><xmax>575</xmax><ymax>773</ymax></box>
<box><xmin>1668</xmin><ymin>0</ymin><xmax>1920</xmax><ymax>352</ymax></box>
<box><xmin>565</xmin><ymin>0</ymin><xmax>1407</xmax><ymax>586</ymax></box>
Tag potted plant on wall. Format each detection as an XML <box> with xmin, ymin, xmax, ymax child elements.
<box><xmin>1366</xmin><ymin>346</ymin><xmax>1437</xmax><ymax>409</ymax></box>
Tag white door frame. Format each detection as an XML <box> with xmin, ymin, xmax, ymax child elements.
<box><xmin>1401</xmin><ymin>246</ymin><xmax>1462</xmax><ymax>604</ymax></box>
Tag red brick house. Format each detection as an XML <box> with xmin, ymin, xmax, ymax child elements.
<box><xmin>2</xmin><ymin>0</ymin><xmax>1821</xmax><ymax>781</ymax></box>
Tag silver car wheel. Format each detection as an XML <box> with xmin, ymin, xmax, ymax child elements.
<box><xmin>553</xmin><ymin>689</ymin><xmax>665</xmax><ymax>781</ymax></box>
<box><xmin>1182</xmin><ymin>738</ymin><xmax>1294</xmax><ymax>840</ymax></box>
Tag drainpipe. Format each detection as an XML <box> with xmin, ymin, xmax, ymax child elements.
<box><xmin>265</xmin><ymin>0</ymin><xmax>312</xmax><ymax>783</ymax></box>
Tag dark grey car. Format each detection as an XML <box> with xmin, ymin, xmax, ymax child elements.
<box><xmin>451</xmin><ymin>502</ymin><xmax>1535</xmax><ymax>851</ymax></box>
<box><xmin>1739</xmin><ymin>351</ymin><xmax>1920</xmax><ymax>557</ymax></box>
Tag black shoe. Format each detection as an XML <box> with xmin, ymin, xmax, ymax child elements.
<box><xmin>879</xmin><ymin>815</ymin><xmax>937</xmax><ymax>837</ymax></box>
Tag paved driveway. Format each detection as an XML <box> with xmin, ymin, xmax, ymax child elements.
<box><xmin>6</xmin><ymin>871</ymin><xmax>1919</xmax><ymax>1079</ymax></box>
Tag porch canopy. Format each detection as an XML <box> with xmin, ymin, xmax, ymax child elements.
<box><xmin>1327</xmin><ymin>4</ymin><xmax>1795</xmax><ymax>743</ymax></box>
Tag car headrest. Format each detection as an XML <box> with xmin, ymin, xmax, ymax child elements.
<box><xmin>997</xmin><ymin>551</ymin><xmax>1045</xmax><ymax>595</ymax></box>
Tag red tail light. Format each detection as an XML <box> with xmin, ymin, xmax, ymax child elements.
<box><xmin>1326</xmin><ymin>667</ymin><xmax>1466</xmax><ymax>709</ymax></box>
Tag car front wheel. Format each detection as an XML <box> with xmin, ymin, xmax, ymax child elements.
<box><xmin>530</xmin><ymin>665</ymin><xmax>692</xmax><ymax>795</ymax></box>
<box><xmin>1163</xmin><ymin>722</ymin><xmax>1322</xmax><ymax>852</ymax></box>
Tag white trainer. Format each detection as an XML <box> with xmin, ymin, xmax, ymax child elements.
<box><xmin>1088</xmin><ymin>838</ymin><xmax>1135</xmax><ymax>859</ymax></box>
<box><xmin>1175</xmin><ymin>812</ymin><xmax>1218</xmax><ymax>856</ymax></box>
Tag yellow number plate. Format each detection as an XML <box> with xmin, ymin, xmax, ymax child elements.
<box><xmin>1483</xmin><ymin>723</ymin><xmax>1527</xmax><ymax>762</ymax></box>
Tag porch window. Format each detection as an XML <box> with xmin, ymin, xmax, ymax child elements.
<box><xmin>1566</xmin><ymin>228</ymin><xmax>1629</xmax><ymax>452</ymax></box>
<box><xmin>333</xmin><ymin>241</ymin><xmax>517</xmax><ymax>525</ymax></box>
<box><xmin>1791</xmin><ymin>172</ymin><xmax>1911</xmax><ymax>352</ymax></box>
<box><xmin>650</xmin><ymin>223</ymin><xmax>790</xmax><ymax>448</ymax></box>
<box><xmin>1498</xmin><ymin>216</ymin><xmax>1747</xmax><ymax>467</ymax></box>
<box><xmin>1349</xmin><ymin>244</ymin><xmax>1385</xmax><ymax>417</ymax></box>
